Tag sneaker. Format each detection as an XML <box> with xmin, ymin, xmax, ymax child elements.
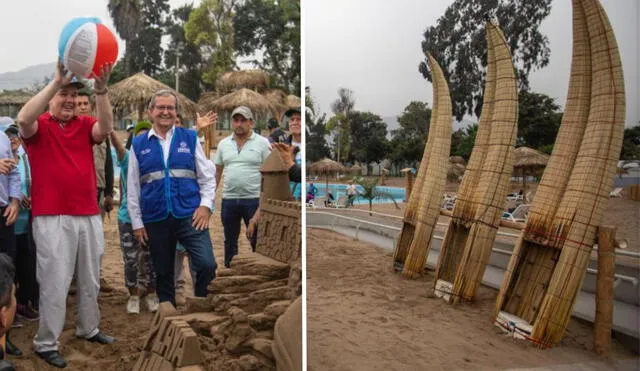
<box><xmin>145</xmin><ymin>294</ymin><xmax>159</xmax><ymax>313</ymax></box>
<box><xmin>127</xmin><ymin>296</ymin><xmax>140</xmax><ymax>314</ymax></box>
<box><xmin>17</xmin><ymin>303</ymin><xmax>39</xmax><ymax>321</ymax></box>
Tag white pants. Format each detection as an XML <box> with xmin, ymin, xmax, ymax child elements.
<box><xmin>33</xmin><ymin>215</ymin><xmax>104</xmax><ymax>352</ymax></box>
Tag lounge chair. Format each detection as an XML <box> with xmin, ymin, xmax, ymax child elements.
<box><xmin>609</xmin><ymin>187</ymin><xmax>623</xmax><ymax>198</ymax></box>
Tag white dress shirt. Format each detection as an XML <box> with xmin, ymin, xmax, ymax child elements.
<box><xmin>127</xmin><ymin>126</ymin><xmax>216</xmax><ymax>230</ymax></box>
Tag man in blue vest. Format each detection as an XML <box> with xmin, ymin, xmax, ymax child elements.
<box><xmin>127</xmin><ymin>89</ymin><xmax>217</xmax><ymax>306</ymax></box>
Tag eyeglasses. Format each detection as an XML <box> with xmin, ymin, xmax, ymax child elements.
<box><xmin>154</xmin><ymin>105</ymin><xmax>176</xmax><ymax>112</ymax></box>
<box><xmin>7</xmin><ymin>133</ymin><xmax>18</xmax><ymax>139</ymax></box>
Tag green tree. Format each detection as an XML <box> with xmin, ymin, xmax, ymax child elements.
<box><xmin>620</xmin><ymin>124</ymin><xmax>640</xmax><ymax>160</ymax></box>
<box><xmin>389</xmin><ymin>101</ymin><xmax>432</xmax><ymax>168</ymax></box>
<box><xmin>452</xmin><ymin>123</ymin><xmax>478</xmax><ymax>160</ymax></box>
<box><xmin>349</xmin><ymin>111</ymin><xmax>390</xmax><ymax>174</ymax></box>
<box><xmin>419</xmin><ymin>0</ymin><xmax>552</xmax><ymax>120</ymax></box>
<box><xmin>107</xmin><ymin>0</ymin><xmax>141</xmax><ymax>76</ymax></box>
<box><xmin>164</xmin><ymin>4</ymin><xmax>206</xmax><ymax>101</ymax></box>
<box><xmin>355</xmin><ymin>177</ymin><xmax>399</xmax><ymax>215</ymax></box>
<box><xmin>108</xmin><ymin>58</ymin><xmax>127</xmax><ymax>85</ymax></box>
<box><xmin>327</xmin><ymin>88</ymin><xmax>355</xmax><ymax>163</ymax></box>
<box><xmin>185</xmin><ymin>0</ymin><xmax>237</xmax><ymax>87</ymax></box>
<box><xmin>306</xmin><ymin>87</ymin><xmax>331</xmax><ymax>162</ymax></box>
<box><xmin>128</xmin><ymin>0</ymin><xmax>170</xmax><ymax>76</ymax></box>
<box><xmin>307</xmin><ymin>113</ymin><xmax>331</xmax><ymax>162</ymax></box>
<box><xmin>234</xmin><ymin>0</ymin><xmax>300</xmax><ymax>94</ymax></box>
<box><xmin>517</xmin><ymin>91</ymin><xmax>562</xmax><ymax>149</ymax></box>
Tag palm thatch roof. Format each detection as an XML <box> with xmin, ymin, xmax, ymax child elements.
<box><xmin>0</xmin><ymin>91</ymin><xmax>34</xmax><ymax>105</ymax></box>
<box><xmin>349</xmin><ymin>164</ymin><xmax>362</xmax><ymax>172</ymax></box>
<box><xmin>108</xmin><ymin>72</ymin><xmax>198</xmax><ymax>119</ymax></box>
<box><xmin>449</xmin><ymin>156</ymin><xmax>467</xmax><ymax>166</ymax></box>
<box><xmin>262</xmin><ymin>89</ymin><xmax>288</xmax><ymax>118</ymax></box>
<box><xmin>309</xmin><ymin>158</ymin><xmax>346</xmax><ymax>175</ymax></box>
<box><xmin>447</xmin><ymin>163</ymin><xmax>466</xmax><ymax>181</ymax></box>
<box><xmin>284</xmin><ymin>95</ymin><xmax>301</xmax><ymax>108</ymax></box>
<box><xmin>216</xmin><ymin>69</ymin><xmax>269</xmax><ymax>94</ymax></box>
<box><xmin>513</xmin><ymin>146</ymin><xmax>549</xmax><ymax>169</ymax></box>
<box><xmin>200</xmin><ymin>88</ymin><xmax>279</xmax><ymax>118</ymax></box>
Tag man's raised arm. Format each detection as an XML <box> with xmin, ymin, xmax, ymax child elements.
<box><xmin>17</xmin><ymin>62</ymin><xmax>73</xmax><ymax>138</ymax></box>
<box><xmin>91</xmin><ymin>64</ymin><xmax>114</xmax><ymax>143</ymax></box>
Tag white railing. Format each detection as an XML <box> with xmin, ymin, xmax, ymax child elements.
<box><xmin>307</xmin><ymin>210</ymin><xmax>639</xmax><ymax>287</ymax></box>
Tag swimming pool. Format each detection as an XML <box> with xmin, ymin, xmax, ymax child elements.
<box><xmin>308</xmin><ymin>183</ymin><xmax>405</xmax><ymax>205</ymax></box>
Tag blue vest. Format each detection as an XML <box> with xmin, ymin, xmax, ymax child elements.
<box><xmin>133</xmin><ymin>127</ymin><xmax>200</xmax><ymax>223</ymax></box>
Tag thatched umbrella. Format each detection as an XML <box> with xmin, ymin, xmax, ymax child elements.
<box><xmin>0</xmin><ymin>91</ymin><xmax>33</xmax><ymax>117</ymax></box>
<box><xmin>449</xmin><ymin>156</ymin><xmax>467</xmax><ymax>166</ymax></box>
<box><xmin>0</xmin><ymin>91</ymin><xmax>33</xmax><ymax>105</ymax></box>
<box><xmin>284</xmin><ymin>95</ymin><xmax>301</xmax><ymax>108</ymax></box>
<box><xmin>349</xmin><ymin>164</ymin><xmax>362</xmax><ymax>175</ymax></box>
<box><xmin>447</xmin><ymin>163</ymin><xmax>466</xmax><ymax>182</ymax></box>
<box><xmin>216</xmin><ymin>70</ymin><xmax>269</xmax><ymax>94</ymax></box>
<box><xmin>108</xmin><ymin>72</ymin><xmax>198</xmax><ymax>120</ymax></box>
<box><xmin>262</xmin><ymin>89</ymin><xmax>288</xmax><ymax>119</ymax></box>
<box><xmin>309</xmin><ymin>158</ymin><xmax>346</xmax><ymax>196</ymax></box>
<box><xmin>199</xmin><ymin>88</ymin><xmax>279</xmax><ymax>118</ymax></box>
<box><xmin>513</xmin><ymin>146</ymin><xmax>549</xmax><ymax>201</ymax></box>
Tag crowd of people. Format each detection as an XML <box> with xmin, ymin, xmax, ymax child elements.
<box><xmin>0</xmin><ymin>61</ymin><xmax>302</xmax><ymax>369</ymax></box>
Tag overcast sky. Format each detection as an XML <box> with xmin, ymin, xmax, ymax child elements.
<box><xmin>0</xmin><ymin>0</ymin><xmax>198</xmax><ymax>73</ymax></box>
<box><xmin>306</xmin><ymin>0</ymin><xmax>639</xmax><ymax>127</ymax></box>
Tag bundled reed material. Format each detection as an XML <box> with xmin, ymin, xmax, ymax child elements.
<box><xmin>532</xmin><ymin>0</ymin><xmax>625</xmax><ymax>345</ymax></box>
<box><xmin>433</xmin><ymin>20</ymin><xmax>497</xmax><ymax>287</ymax></box>
<box><xmin>494</xmin><ymin>0</ymin><xmax>592</xmax><ymax>330</ymax></box>
<box><xmin>400</xmin><ymin>54</ymin><xmax>452</xmax><ymax>278</ymax></box>
<box><xmin>393</xmin><ymin>55</ymin><xmax>443</xmax><ymax>267</ymax></box>
<box><xmin>494</xmin><ymin>0</ymin><xmax>625</xmax><ymax>347</ymax></box>
<box><xmin>434</xmin><ymin>21</ymin><xmax>518</xmax><ymax>302</ymax></box>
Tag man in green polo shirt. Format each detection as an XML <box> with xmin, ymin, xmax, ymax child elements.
<box><xmin>215</xmin><ymin>106</ymin><xmax>271</xmax><ymax>268</ymax></box>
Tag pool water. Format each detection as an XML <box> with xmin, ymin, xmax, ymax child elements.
<box><xmin>308</xmin><ymin>183</ymin><xmax>405</xmax><ymax>205</ymax></box>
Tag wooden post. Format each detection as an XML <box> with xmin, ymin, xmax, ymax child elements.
<box><xmin>406</xmin><ymin>171</ymin><xmax>414</xmax><ymax>201</ymax></box>
<box><xmin>630</xmin><ymin>184</ymin><xmax>640</xmax><ymax>201</ymax></box>
<box><xmin>594</xmin><ymin>225</ymin><xmax>616</xmax><ymax>355</ymax></box>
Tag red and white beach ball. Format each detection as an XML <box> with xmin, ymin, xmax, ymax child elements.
<box><xmin>58</xmin><ymin>17</ymin><xmax>118</xmax><ymax>78</ymax></box>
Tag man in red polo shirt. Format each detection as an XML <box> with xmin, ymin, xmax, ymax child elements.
<box><xmin>16</xmin><ymin>62</ymin><xmax>115</xmax><ymax>369</ymax></box>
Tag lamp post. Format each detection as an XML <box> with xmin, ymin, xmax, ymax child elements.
<box><xmin>175</xmin><ymin>42</ymin><xmax>184</xmax><ymax>93</ymax></box>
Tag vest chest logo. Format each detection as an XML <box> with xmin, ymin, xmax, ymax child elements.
<box><xmin>177</xmin><ymin>141</ymin><xmax>191</xmax><ymax>154</ymax></box>
<box><xmin>140</xmin><ymin>148</ymin><xmax>151</xmax><ymax>155</ymax></box>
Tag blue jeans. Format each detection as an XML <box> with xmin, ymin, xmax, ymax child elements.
<box><xmin>145</xmin><ymin>215</ymin><xmax>216</xmax><ymax>306</ymax></box>
<box><xmin>221</xmin><ymin>198</ymin><xmax>260</xmax><ymax>266</ymax></box>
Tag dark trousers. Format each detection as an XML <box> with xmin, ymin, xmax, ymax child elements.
<box><xmin>145</xmin><ymin>216</ymin><xmax>216</xmax><ymax>306</ymax></box>
<box><xmin>0</xmin><ymin>208</ymin><xmax>15</xmax><ymax>261</ymax></box>
<box><xmin>221</xmin><ymin>198</ymin><xmax>259</xmax><ymax>266</ymax></box>
<box><xmin>15</xmin><ymin>228</ymin><xmax>38</xmax><ymax>309</ymax></box>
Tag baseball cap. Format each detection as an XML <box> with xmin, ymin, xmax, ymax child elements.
<box><xmin>126</xmin><ymin>124</ymin><xmax>135</xmax><ymax>132</ymax></box>
<box><xmin>63</xmin><ymin>76</ymin><xmax>85</xmax><ymax>90</ymax></box>
<box><xmin>231</xmin><ymin>106</ymin><xmax>253</xmax><ymax>120</ymax></box>
<box><xmin>267</xmin><ymin>118</ymin><xmax>280</xmax><ymax>129</ymax></box>
<box><xmin>5</xmin><ymin>124</ymin><xmax>19</xmax><ymax>136</ymax></box>
<box><xmin>284</xmin><ymin>106</ymin><xmax>301</xmax><ymax>118</ymax></box>
<box><xmin>134</xmin><ymin>120</ymin><xmax>152</xmax><ymax>135</ymax></box>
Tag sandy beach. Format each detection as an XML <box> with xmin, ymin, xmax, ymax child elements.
<box><xmin>8</xmin><ymin>190</ymin><xmax>254</xmax><ymax>370</ymax></box>
<box><xmin>306</xmin><ymin>228</ymin><xmax>638</xmax><ymax>370</ymax></box>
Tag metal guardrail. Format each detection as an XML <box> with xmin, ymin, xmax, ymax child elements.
<box><xmin>307</xmin><ymin>210</ymin><xmax>639</xmax><ymax>287</ymax></box>
<box><xmin>309</xmin><ymin>208</ymin><xmax>640</xmax><ymax>258</ymax></box>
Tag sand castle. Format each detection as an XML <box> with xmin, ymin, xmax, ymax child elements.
<box><xmin>433</xmin><ymin>20</ymin><xmax>518</xmax><ymax>303</ymax></box>
<box><xmin>494</xmin><ymin>0</ymin><xmax>625</xmax><ymax>347</ymax></box>
<box><xmin>133</xmin><ymin>150</ymin><xmax>302</xmax><ymax>370</ymax></box>
<box><xmin>393</xmin><ymin>53</ymin><xmax>452</xmax><ymax>278</ymax></box>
